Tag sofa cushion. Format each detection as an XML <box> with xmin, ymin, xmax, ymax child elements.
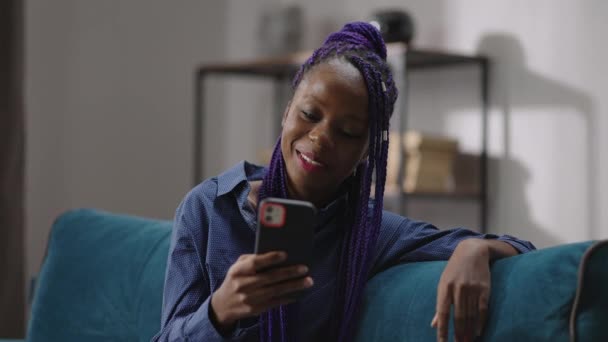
<box><xmin>355</xmin><ymin>240</ymin><xmax>607</xmax><ymax>342</ymax></box>
<box><xmin>27</xmin><ymin>209</ymin><xmax>607</xmax><ymax>341</ymax></box>
<box><xmin>28</xmin><ymin>209</ymin><xmax>172</xmax><ymax>342</ymax></box>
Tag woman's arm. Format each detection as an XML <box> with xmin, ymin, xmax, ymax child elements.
<box><xmin>370</xmin><ymin>212</ymin><xmax>535</xmax><ymax>272</ymax></box>
<box><xmin>152</xmin><ymin>197</ymin><xmax>229</xmax><ymax>341</ymax></box>
<box><xmin>153</xmin><ymin>184</ymin><xmax>314</xmax><ymax>341</ymax></box>
<box><xmin>371</xmin><ymin>212</ymin><xmax>536</xmax><ymax>342</ymax></box>
<box><xmin>431</xmin><ymin>238</ymin><xmax>517</xmax><ymax>342</ymax></box>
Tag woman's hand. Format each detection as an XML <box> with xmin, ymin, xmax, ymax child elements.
<box><xmin>210</xmin><ymin>251</ymin><xmax>313</xmax><ymax>332</ymax></box>
<box><xmin>431</xmin><ymin>239</ymin><xmax>491</xmax><ymax>342</ymax></box>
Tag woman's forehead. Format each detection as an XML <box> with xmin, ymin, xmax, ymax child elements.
<box><xmin>296</xmin><ymin>60</ymin><xmax>368</xmax><ymax>115</ymax></box>
<box><xmin>322</xmin><ymin>58</ymin><xmax>366</xmax><ymax>84</ymax></box>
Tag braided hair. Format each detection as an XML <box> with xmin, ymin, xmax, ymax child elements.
<box><xmin>258</xmin><ymin>21</ymin><xmax>398</xmax><ymax>341</ymax></box>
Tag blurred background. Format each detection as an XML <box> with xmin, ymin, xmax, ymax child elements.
<box><xmin>2</xmin><ymin>0</ymin><xmax>607</xmax><ymax>337</ymax></box>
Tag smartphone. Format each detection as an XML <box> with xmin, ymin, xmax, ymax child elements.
<box><xmin>254</xmin><ymin>197</ymin><xmax>316</xmax><ymax>275</ymax></box>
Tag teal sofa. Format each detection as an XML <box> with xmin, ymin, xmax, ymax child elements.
<box><xmin>4</xmin><ymin>209</ymin><xmax>607</xmax><ymax>341</ymax></box>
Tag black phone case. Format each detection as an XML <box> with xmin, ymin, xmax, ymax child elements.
<box><xmin>254</xmin><ymin>197</ymin><xmax>316</xmax><ymax>273</ymax></box>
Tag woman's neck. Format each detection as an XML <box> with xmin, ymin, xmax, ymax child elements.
<box><xmin>247</xmin><ymin>180</ymin><xmax>262</xmax><ymax>210</ymax></box>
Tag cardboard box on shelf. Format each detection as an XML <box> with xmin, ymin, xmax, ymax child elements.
<box><xmin>387</xmin><ymin>131</ymin><xmax>459</xmax><ymax>194</ymax></box>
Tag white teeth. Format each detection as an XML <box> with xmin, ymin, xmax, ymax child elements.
<box><xmin>301</xmin><ymin>153</ymin><xmax>322</xmax><ymax>166</ymax></box>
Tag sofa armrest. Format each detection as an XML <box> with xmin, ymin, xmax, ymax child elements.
<box><xmin>355</xmin><ymin>241</ymin><xmax>608</xmax><ymax>341</ymax></box>
<box><xmin>26</xmin><ymin>209</ymin><xmax>171</xmax><ymax>342</ymax></box>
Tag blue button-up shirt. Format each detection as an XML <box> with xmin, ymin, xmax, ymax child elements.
<box><xmin>153</xmin><ymin>161</ymin><xmax>535</xmax><ymax>341</ymax></box>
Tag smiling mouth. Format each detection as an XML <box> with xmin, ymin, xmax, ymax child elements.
<box><xmin>300</xmin><ymin>152</ymin><xmax>323</xmax><ymax>166</ymax></box>
<box><xmin>296</xmin><ymin>150</ymin><xmax>326</xmax><ymax>171</ymax></box>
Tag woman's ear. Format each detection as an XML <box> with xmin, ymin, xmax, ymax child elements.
<box><xmin>281</xmin><ymin>100</ymin><xmax>292</xmax><ymax>127</ymax></box>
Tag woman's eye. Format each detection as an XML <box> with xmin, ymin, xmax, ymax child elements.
<box><xmin>301</xmin><ymin>111</ymin><xmax>316</xmax><ymax>121</ymax></box>
<box><xmin>342</xmin><ymin>130</ymin><xmax>362</xmax><ymax>139</ymax></box>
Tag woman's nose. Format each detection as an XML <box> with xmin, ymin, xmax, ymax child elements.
<box><xmin>308</xmin><ymin>123</ymin><xmax>335</xmax><ymax>149</ymax></box>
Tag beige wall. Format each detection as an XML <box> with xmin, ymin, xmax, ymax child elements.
<box><xmin>24</xmin><ymin>0</ymin><xmax>228</xmax><ymax>307</ymax></box>
<box><xmin>225</xmin><ymin>0</ymin><xmax>607</xmax><ymax>247</ymax></box>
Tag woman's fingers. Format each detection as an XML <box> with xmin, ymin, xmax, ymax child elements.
<box><xmin>252</xmin><ymin>276</ymin><xmax>314</xmax><ymax>303</ymax></box>
<box><xmin>231</xmin><ymin>252</ymin><xmax>287</xmax><ymax>276</ymax></box>
<box><xmin>453</xmin><ymin>287</ymin><xmax>468</xmax><ymax>341</ymax></box>
<box><xmin>456</xmin><ymin>288</ymin><xmax>487</xmax><ymax>342</ymax></box>
<box><xmin>232</xmin><ymin>276</ymin><xmax>313</xmax><ymax>315</ymax></box>
<box><xmin>430</xmin><ymin>313</ymin><xmax>438</xmax><ymax>328</ymax></box>
<box><xmin>466</xmin><ymin>292</ymin><xmax>478</xmax><ymax>341</ymax></box>
<box><xmin>436</xmin><ymin>285</ymin><xmax>483</xmax><ymax>342</ymax></box>
<box><xmin>255</xmin><ymin>264</ymin><xmax>309</xmax><ymax>287</ymax></box>
<box><xmin>231</xmin><ymin>264</ymin><xmax>309</xmax><ymax>292</ymax></box>
<box><xmin>476</xmin><ymin>290</ymin><xmax>489</xmax><ymax>337</ymax></box>
<box><xmin>215</xmin><ymin>252</ymin><xmax>315</xmax><ymax>324</ymax></box>
<box><xmin>433</xmin><ymin>240</ymin><xmax>494</xmax><ymax>341</ymax></box>
<box><xmin>435</xmin><ymin>283</ymin><xmax>452</xmax><ymax>342</ymax></box>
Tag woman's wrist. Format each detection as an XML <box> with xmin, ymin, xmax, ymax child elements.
<box><xmin>457</xmin><ymin>238</ymin><xmax>490</xmax><ymax>259</ymax></box>
<box><xmin>209</xmin><ymin>293</ymin><xmax>237</xmax><ymax>335</ymax></box>
<box><xmin>458</xmin><ymin>238</ymin><xmax>518</xmax><ymax>261</ymax></box>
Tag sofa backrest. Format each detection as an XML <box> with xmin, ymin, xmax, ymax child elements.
<box><xmin>28</xmin><ymin>209</ymin><xmax>172</xmax><ymax>342</ymax></box>
<box><xmin>355</xmin><ymin>240</ymin><xmax>608</xmax><ymax>342</ymax></box>
<box><xmin>27</xmin><ymin>209</ymin><xmax>607</xmax><ymax>341</ymax></box>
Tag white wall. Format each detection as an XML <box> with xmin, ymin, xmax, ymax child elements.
<box><xmin>24</xmin><ymin>0</ymin><xmax>227</xmax><ymax>301</ymax></box>
<box><xmin>203</xmin><ymin>0</ymin><xmax>280</xmax><ymax>177</ymax></box>
<box><xmin>232</xmin><ymin>0</ymin><xmax>606</xmax><ymax>247</ymax></box>
<box><xmin>411</xmin><ymin>0</ymin><xmax>607</xmax><ymax>247</ymax></box>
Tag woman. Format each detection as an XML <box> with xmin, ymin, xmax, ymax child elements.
<box><xmin>153</xmin><ymin>22</ymin><xmax>534</xmax><ymax>342</ymax></box>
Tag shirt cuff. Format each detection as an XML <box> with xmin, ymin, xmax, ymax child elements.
<box><xmin>494</xmin><ymin>234</ymin><xmax>536</xmax><ymax>254</ymax></box>
<box><xmin>184</xmin><ymin>295</ymin><xmax>242</xmax><ymax>341</ymax></box>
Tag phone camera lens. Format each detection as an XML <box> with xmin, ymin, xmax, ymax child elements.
<box><xmin>267</xmin><ymin>206</ymin><xmax>274</xmax><ymax>213</ymax></box>
<box><xmin>265</xmin><ymin>216</ymin><xmax>272</xmax><ymax>222</ymax></box>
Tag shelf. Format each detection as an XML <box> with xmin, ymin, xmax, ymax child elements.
<box><xmin>193</xmin><ymin>40</ymin><xmax>490</xmax><ymax>231</ymax></box>
<box><xmin>197</xmin><ymin>42</ymin><xmax>487</xmax><ymax>77</ymax></box>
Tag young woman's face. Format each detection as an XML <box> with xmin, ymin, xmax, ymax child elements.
<box><xmin>281</xmin><ymin>59</ymin><xmax>369</xmax><ymax>207</ymax></box>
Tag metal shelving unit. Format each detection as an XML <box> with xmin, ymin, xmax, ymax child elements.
<box><xmin>194</xmin><ymin>42</ymin><xmax>490</xmax><ymax>232</ymax></box>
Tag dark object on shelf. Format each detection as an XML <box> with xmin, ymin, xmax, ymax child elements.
<box><xmin>369</xmin><ymin>10</ymin><xmax>415</xmax><ymax>44</ymax></box>
<box><xmin>258</xmin><ymin>5</ymin><xmax>303</xmax><ymax>56</ymax></box>
<box><xmin>194</xmin><ymin>43</ymin><xmax>490</xmax><ymax>231</ymax></box>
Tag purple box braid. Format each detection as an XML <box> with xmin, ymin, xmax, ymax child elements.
<box><xmin>257</xmin><ymin>22</ymin><xmax>398</xmax><ymax>342</ymax></box>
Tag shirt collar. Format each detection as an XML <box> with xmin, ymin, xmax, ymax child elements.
<box><xmin>217</xmin><ymin>160</ymin><xmax>349</xmax><ymax>231</ymax></box>
<box><xmin>216</xmin><ymin>160</ymin><xmax>266</xmax><ymax>197</ymax></box>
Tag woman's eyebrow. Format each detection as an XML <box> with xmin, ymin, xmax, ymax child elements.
<box><xmin>305</xmin><ymin>93</ymin><xmax>326</xmax><ymax>107</ymax></box>
<box><xmin>302</xmin><ymin>93</ymin><xmax>366</xmax><ymax>123</ymax></box>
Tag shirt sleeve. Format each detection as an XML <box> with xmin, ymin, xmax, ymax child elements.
<box><xmin>152</xmin><ymin>187</ymin><xmax>245</xmax><ymax>341</ymax></box>
<box><xmin>370</xmin><ymin>211</ymin><xmax>536</xmax><ymax>275</ymax></box>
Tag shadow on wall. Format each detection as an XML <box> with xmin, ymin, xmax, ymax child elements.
<box><xmin>477</xmin><ymin>33</ymin><xmax>597</xmax><ymax>247</ymax></box>
<box><xmin>488</xmin><ymin>157</ymin><xmax>561</xmax><ymax>248</ymax></box>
